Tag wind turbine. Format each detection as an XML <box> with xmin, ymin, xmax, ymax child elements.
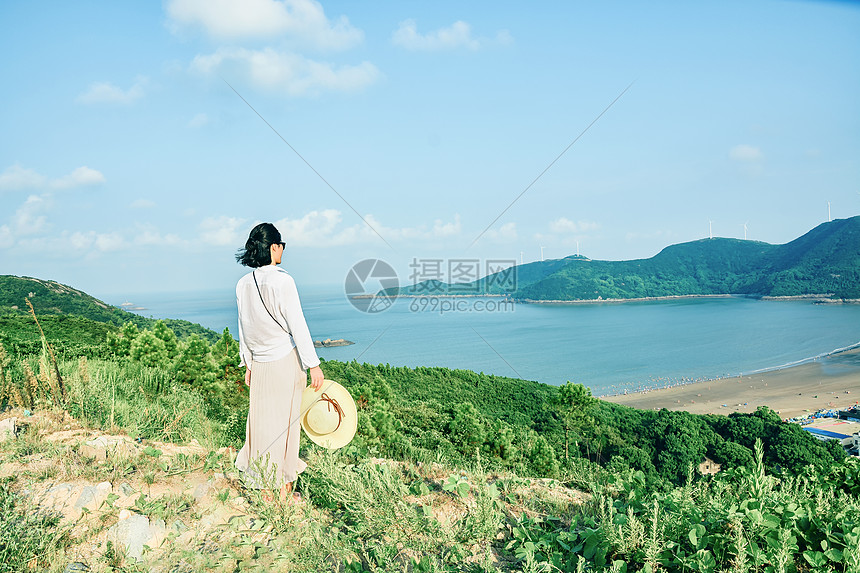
<box><xmin>520</xmin><ymin>251</ymin><xmax>524</xmax><ymax>265</ymax></box>
<box><xmin>708</xmin><ymin>220</ymin><xmax>713</xmax><ymax>240</ymax></box>
<box><xmin>576</xmin><ymin>240</ymin><xmax>580</xmax><ymax>257</ymax></box>
<box><xmin>743</xmin><ymin>221</ymin><xmax>748</xmax><ymax>241</ymax></box>
<box><xmin>540</xmin><ymin>246</ymin><xmax>545</xmax><ymax>262</ymax></box>
<box><xmin>827</xmin><ymin>201</ymin><xmax>831</xmax><ymax>222</ymax></box>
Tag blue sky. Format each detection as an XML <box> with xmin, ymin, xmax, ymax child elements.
<box><xmin>1</xmin><ymin>0</ymin><xmax>858</xmax><ymax>299</ymax></box>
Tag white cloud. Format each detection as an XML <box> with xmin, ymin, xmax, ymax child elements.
<box><xmin>272</xmin><ymin>210</ymin><xmax>463</xmax><ymax>247</ymax></box>
<box><xmin>12</xmin><ymin>195</ymin><xmax>50</xmax><ymax>235</ymax></box>
<box><xmin>134</xmin><ymin>226</ymin><xmax>184</xmax><ymax>246</ymax></box>
<box><xmin>77</xmin><ymin>77</ymin><xmax>147</xmax><ymax>105</ymax></box>
<box><xmin>729</xmin><ymin>144</ymin><xmax>763</xmax><ymax>162</ymax></box>
<box><xmin>199</xmin><ymin>215</ymin><xmax>247</xmax><ymax>246</ymax></box>
<box><xmin>50</xmin><ymin>166</ymin><xmax>106</xmax><ymax>189</ymax></box>
<box><xmin>432</xmin><ymin>214</ymin><xmax>461</xmax><ymax>237</ymax></box>
<box><xmin>95</xmin><ymin>233</ymin><xmax>125</xmax><ymax>252</ymax></box>
<box><xmin>130</xmin><ymin>199</ymin><xmax>157</xmax><ymax>209</ymax></box>
<box><xmin>495</xmin><ymin>29</ymin><xmax>514</xmax><ymax>46</ymax></box>
<box><xmin>68</xmin><ymin>232</ymin><xmax>93</xmax><ymax>250</ymax></box>
<box><xmin>66</xmin><ymin>231</ymin><xmax>126</xmax><ymax>252</ymax></box>
<box><xmin>188</xmin><ymin>113</ymin><xmax>210</xmax><ymax>128</ymax></box>
<box><xmin>166</xmin><ymin>0</ymin><xmax>362</xmax><ymax>50</ymax></box>
<box><xmin>549</xmin><ymin>217</ymin><xmax>599</xmax><ymax>234</ymax></box>
<box><xmin>0</xmin><ymin>225</ymin><xmax>12</xmax><ymax>248</ymax></box>
<box><xmin>482</xmin><ymin>222</ymin><xmax>517</xmax><ymax>243</ymax></box>
<box><xmin>191</xmin><ymin>47</ymin><xmax>379</xmax><ymax>96</ymax></box>
<box><xmin>275</xmin><ymin>209</ymin><xmax>351</xmax><ymax>246</ymax></box>
<box><xmin>0</xmin><ymin>164</ymin><xmax>47</xmax><ymax>191</ymax></box>
<box><xmin>393</xmin><ymin>19</ymin><xmax>507</xmax><ymax>51</ymax></box>
<box><xmin>0</xmin><ymin>164</ymin><xmax>105</xmax><ymax>191</ymax></box>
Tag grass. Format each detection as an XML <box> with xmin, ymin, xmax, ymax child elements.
<box><xmin>0</xmin><ymin>479</ymin><xmax>72</xmax><ymax>573</ymax></box>
<box><xmin>0</xmin><ymin>403</ymin><xmax>587</xmax><ymax>572</ymax></box>
<box><xmin>5</xmin><ymin>404</ymin><xmax>860</xmax><ymax>572</ymax></box>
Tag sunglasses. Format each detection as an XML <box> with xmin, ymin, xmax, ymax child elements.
<box><xmin>275</xmin><ymin>241</ymin><xmax>285</xmax><ymax>248</ymax></box>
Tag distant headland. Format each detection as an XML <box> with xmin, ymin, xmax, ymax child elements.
<box><xmin>314</xmin><ymin>338</ymin><xmax>354</xmax><ymax>348</ymax></box>
<box><xmin>397</xmin><ymin>216</ymin><xmax>860</xmax><ymax>302</ymax></box>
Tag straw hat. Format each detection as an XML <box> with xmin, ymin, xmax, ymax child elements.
<box><xmin>300</xmin><ymin>380</ymin><xmax>357</xmax><ymax>450</ymax></box>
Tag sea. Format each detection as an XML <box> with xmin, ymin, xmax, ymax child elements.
<box><xmin>105</xmin><ymin>287</ymin><xmax>860</xmax><ymax>397</ymax></box>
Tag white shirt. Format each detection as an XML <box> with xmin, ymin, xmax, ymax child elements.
<box><xmin>236</xmin><ymin>265</ymin><xmax>321</xmax><ymax>370</ymax></box>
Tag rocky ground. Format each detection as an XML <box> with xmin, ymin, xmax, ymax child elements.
<box><xmin>0</xmin><ymin>409</ymin><xmax>587</xmax><ymax>572</ymax></box>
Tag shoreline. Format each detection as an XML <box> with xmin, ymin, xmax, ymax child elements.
<box><xmin>603</xmin><ymin>346</ymin><xmax>860</xmax><ymax>419</ymax></box>
<box><xmin>357</xmin><ymin>292</ymin><xmax>860</xmax><ymax>305</ymax></box>
<box><xmin>519</xmin><ymin>293</ymin><xmax>858</xmax><ymax>305</ymax></box>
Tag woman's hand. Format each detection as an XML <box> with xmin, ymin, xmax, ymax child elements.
<box><xmin>244</xmin><ymin>366</ymin><xmax>251</xmax><ymax>387</ymax></box>
<box><xmin>309</xmin><ymin>366</ymin><xmax>324</xmax><ymax>391</ymax></box>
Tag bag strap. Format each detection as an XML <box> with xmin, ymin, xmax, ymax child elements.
<box><xmin>252</xmin><ymin>270</ymin><xmax>292</xmax><ymax>336</ymax></box>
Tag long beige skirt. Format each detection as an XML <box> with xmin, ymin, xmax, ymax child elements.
<box><xmin>235</xmin><ymin>348</ymin><xmax>307</xmax><ymax>488</ymax></box>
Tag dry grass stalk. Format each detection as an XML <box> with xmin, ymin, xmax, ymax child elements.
<box><xmin>24</xmin><ymin>363</ymin><xmax>39</xmax><ymax>408</ymax></box>
<box><xmin>10</xmin><ymin>384</ymin><xmax>26</xmax><ymax>409</ymax></box>
<box><xmin>0</xmin><ymin>342</ymin><xmax>9</xmax><ymax>406</ymax></box>
<box><xmin>25</xmin><ymin>297</ymin><xmax>66</xmax><ymax>405</ymax></box>
<box><xmin>78</xmin><ymin>356</ymin><xmax>90</xmax><ymax>384</ymax></box>
<box><xmin>162</xmin><ymin>406</ymin><xmax>194</xmax><ymax>441</ymax></box>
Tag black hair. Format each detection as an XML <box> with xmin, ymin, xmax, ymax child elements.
<box><xmin>236</xmin><ymin>223</ymin><xmax>282</xmax><ymax>268</ymax></box>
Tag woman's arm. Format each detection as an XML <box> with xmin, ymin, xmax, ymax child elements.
<box><xmin>276</xmin><ymin>273</ymin><xmax>321</xmax><ymax>371</ymax></box>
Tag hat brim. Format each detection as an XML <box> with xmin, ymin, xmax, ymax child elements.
<box><xmin>300</xmin><ymin>380</ymin><xmax>357</xmax><ymax>450</ymax></box>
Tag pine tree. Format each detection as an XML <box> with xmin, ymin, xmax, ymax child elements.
<box><xmin>153</xmin><ymin>320</ymin><xmax>179</xmax><ymax>359</ymax></box>
<box><xmin>108</xmin><ymin>321</ymin><xmax>139</xmax><ymax>358</ymax></box>
<box><xmin>173</xmin><ymin>334</ymin><xmax>218</xmax><ymax>396</ymax></box>
<box><xmin>551</xmin><ymin>381</ymin><xmax>596</xmax><ymax>462</ymax></box>
<box><xmin>129</xmin><ymin>329</ymin><xmax>167</xmax><ymax>368</ymax></box>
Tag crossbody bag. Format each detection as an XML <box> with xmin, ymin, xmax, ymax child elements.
<box><xmin>252</xmin><ymin>270</ymin><xmax>293</xmax><ymax>337</ymax></box>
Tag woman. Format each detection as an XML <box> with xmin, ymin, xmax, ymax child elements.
<box><xmin>234</xmin><ymin>222</ymin><xmax>324</xmax><ymax>502</ymax></box>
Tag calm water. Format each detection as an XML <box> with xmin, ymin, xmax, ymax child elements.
<box><xmin>106</xmin><ymin>287</ymin><xmax>860</xmax><ymax>396</ymax></box>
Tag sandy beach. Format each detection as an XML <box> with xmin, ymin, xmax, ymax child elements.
<box><xmin>604</xmin><ymin>347</ymin><xmax>860</xmax><ymax>419</ymax></box>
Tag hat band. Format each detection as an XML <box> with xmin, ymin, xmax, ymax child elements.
<box><xmin>319</xmin><ymin>392</ymin><xmax>344</xmax><ymax>432</ymax></box>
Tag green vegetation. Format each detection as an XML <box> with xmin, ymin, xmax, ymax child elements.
<box><xmin>0</xmin><ymin>480</ymin><xmax>71</xmax><ymax>573</ymax></box>
<box><xmin>401</xmin><ymin>216</ymin><xmax>860</xmax><ymax>301</ymax></box>
<box><xmin>0</xmin><ymin>278</ymin><xmax>858</xmax><ymax>571</ymax></box>
<box><xmin>0</xmin><ymin>275</ymin><xmax>219</xmax><ymax>342</ymax></box>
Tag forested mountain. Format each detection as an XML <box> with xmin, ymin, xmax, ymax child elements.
<box><xmin>400</xmin><ymin>216</ymin><xmax>860</xmax><ymax>301</ymax></box>
<box><xmin>0</xmin><ymin>275</ymin><xmax>218</xmax><ymax>342</ymax></box>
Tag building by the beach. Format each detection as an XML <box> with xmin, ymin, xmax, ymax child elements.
<box><xmin>802</xmin><ymin>418</ymin><xmax>860</xmax><ymax>456</ymax></box>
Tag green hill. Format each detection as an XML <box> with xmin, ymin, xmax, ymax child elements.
<box><xmin>400</xmin><ymin>216</ymin><xmax>860</xmax><ymax>301</ymax></box>
<box><xmin>0</xmin><ymin>275</ymin><xmax>219</xmax><ymax>343</ymax></box>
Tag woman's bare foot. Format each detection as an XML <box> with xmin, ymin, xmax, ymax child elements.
<box><xmin>278</xmin><ymin>481</ymin><xmax>293</xmax><ymax>502</ymax></box>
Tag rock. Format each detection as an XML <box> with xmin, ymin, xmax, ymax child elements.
<box><xmin>149</xmin><ymin>518</ymin><xmax>167</xmax><ymax>548</ymax></box>
<box><xmin>40</xmin><ymin>483</ymin><xmax>76</xmax><ymax>510</ymax></box>
<box><xmin>119</xmin><ymin>482</ymin><xmax>136</xmax><ymax>497</ymax></box>
<box><xmin>192</xmin><ymin>481</ymin><xmax>210</xmax><ymax>501</ymax></box>
<box><xmin>0</xmin><ymin>417</ymin><xmax>16</xmax><ymax>441</ymax></box>
<box><xmin>74</xmin><ymin>486</ymin><xmax>97</xmax><ymax>509</ymax></box>
<box><xmin>74</xmin><ymin>482</ymin><xmax>111</xmax><ymax>511</ymax></box>
<box><xmin>63</xmin><ymin>562</ymin><xmax>90</xmax><ymax>573</ymax></box>
<box><xmin>79</xmin><ymin>435</ymin><xmax>137</xmax><ymax>461</ymax></box>
<box><xmin>109</xmin><ymin>513</ymin><xmax>152</xmax><ymax>561</ymax></box>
